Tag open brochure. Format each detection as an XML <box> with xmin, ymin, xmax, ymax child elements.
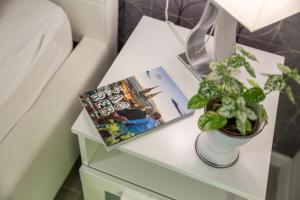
<box><xmin>79</xmin><ymin>66</ymin><xmax>193</xmax><ymax>150</ymax></box>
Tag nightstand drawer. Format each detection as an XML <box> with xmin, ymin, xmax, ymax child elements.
<box><xmin>83</xmin><ymin>144</ymin><xmax>232</xmax><ymax>200</ymax></box>
<box><xmin>80</xmin><ymin>165</ymin><xmax>173</xmax><ymax>200</ymax></box>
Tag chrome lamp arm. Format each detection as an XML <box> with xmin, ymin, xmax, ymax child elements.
<box><xmin>178</xmin><ymin>1</ymin><xmax>237</xmax><ymax>79</ymax></box>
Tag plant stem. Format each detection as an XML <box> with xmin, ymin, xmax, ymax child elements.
<box><xmin>265</xmin><ymin>90</ymin><xmax>272</xmax><ymax>96</ymax></box>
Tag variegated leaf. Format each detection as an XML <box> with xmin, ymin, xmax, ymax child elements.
<box><xmin>264</xmin><ymin>75</ymin><xmax>286</xmax><ymax>91</ymax></box>
<box><xmin>221</xmin><ymin>97</ymin><xmax>236</xmax><ymax>109</ymax></box>
<box><xmin>227</xmin><ymin>78</ymin><xmax>244</xmax><ymax>94</ymax></box>
<box><xmin>244</xmin><ymin>62</ymin><xmax>256</xmax><ymax>78</ymax></box>
<box><xmin>236</xmin><ymin>97</ymin><xmax>246</xmax><ymax>108</ymax></box>
<box><xmin>277</xmin><ymin>64</ymin><xmax>291</xmax><ymax>74</ymax></box>
<box><xmin>236</xmin><ymin>110</ymin><xmax>247</xmax><ymax>123</ymax></box>
<box><xmin>247</xmin><ymin>79</ymin><xmax>260</xmax><ymax>88</ymax></box>
<box><xmin>246</xmin><ymin>108</ymin><xmax>257</xmax><ymax>121</ymax></box>
<box><xmin>227</xmin><ymin>54</ymin><xmax>246</xmax><ymax>69</ymax></box>
<box><xmin>256</xmin><ymin>104</ymin><xmax>268</xmax><ymax>123</ymax></box>
<box><xmin>217</xmin><ymin>106</ymin><xmax>235</xmax><ymax>118</ymax></box>
<box><xmin>236</xmin><ymin>119</ymin><xmax>246</xmax><ymax>135</ymax></box>
<box><xmin>236</xmin><ymin>46</ymin><xmax>258</xmax><ymax>61</ymax></box>
<box><xmin>197</xmin><ymin>80</ymin><xmax>220</xmax><ymax>100</ymax></box>
<box><xmin>285</xmin><ymin>86</ymin><xmax>295</xmax><ymax>104</ymax></box>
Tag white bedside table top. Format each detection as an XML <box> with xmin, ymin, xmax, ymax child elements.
<box><xmin>72</xmin><ymin>16</ymin><xmax>284</xmax><ymax>200</ymax></box>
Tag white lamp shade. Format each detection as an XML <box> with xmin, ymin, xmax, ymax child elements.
<box><xmin>211</xmin><ymin>0</ymin><xmax>300</xmax><ymax>32</ymax></box>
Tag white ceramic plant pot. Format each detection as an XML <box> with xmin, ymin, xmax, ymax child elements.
<box><xmin>195</xmin><ymin>121</ymin><xmax>265</xmax><ymax>168</ymax></box>
<box><xmin>195</xmin><ymin>130</ymin><xmax>248</xmax><ymax>167</ymax></box>
<box><xmin>195</xmin><ymin>100</ymin><xmax>267</xmax><ymax>168</ymax></box>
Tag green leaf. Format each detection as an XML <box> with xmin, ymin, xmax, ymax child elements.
<box><xmin>236</xmin><ymin>46</ymin><xmax>258</xmax><ymax>61</ymax></box>
<box><xmin>285</xmin><ymin>86</ymin><xmax>295</xmax><ymax>104</ymax></box>
<box><xmin>288</xmin><ymin>69</ymin><xmax>300</xmax><ymax>84</ymax></box>
<box><xmin>255</xmin><ymin>104</ymin><xmax>268</xmax><ymax>123</ymax></box>
<box><xmin>236</xmin><ymin>119</ymin><xmax>247</xmax><ymax>135</ymax></box>
<box><xmin>244</xmin><ymin>62</ymin><xmax>256</xmax><ymax>78</ymax></box>
<box><xmin>277</xmin><ymin>64</ymin><xmax>300</xmax><ymax>84</ymax></box>
<box><xmin>245</xmin><ymin>119</ymin><xmax>252</xmax><ymax>132</ymax></box>
<box><xmin>277</xmin><ymin>64</ymin><xmax>292</xmax><ymax>74</ymax></box>
<box><xmin>197</xmin><ymin>80</ymin><xmax>220</xmax><ymax>100</ymax></box>
<box><xmin>243</xmin><ymin>87</ymin><xmax>265</xmax><ymax>103</ymax></box>
<box><xmin>264</xmin><ymin>75</ymin><xmax>286</xmax><ymax>91</ymax></box>
<box><xmin>198</xmin><ymin>111</ymin><xmax>227</xmax><ymax>131</ymax></box>
<box><xmin>247</xmin><ymin>79</ymin><xmax>260</xmax><ymax>88</ymax></box>
<box><xmin>291</xmin><ymin>72</ymin><xmax>300</xmax><ymax>84</ymax></box>
<box><xmin>188</xmin><ymin>95</ymin><xmax>208</xmax><ymax>109</ymax></box>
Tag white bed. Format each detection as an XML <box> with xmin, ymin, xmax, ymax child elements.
<box><xmin>0</xmin><ymin>0</ymin><xmax>72</xmax><ymax>143</ymax></box>
<box><xmin>0</xmin><ymin>0</ymin><xmax>118</xmax><ymax>199</ymax></box>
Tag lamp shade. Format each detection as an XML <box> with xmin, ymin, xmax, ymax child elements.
<box><xmin>210</xmin><ymin>0</ymin><xmax>300</xmax><ymax>32</ymax></box>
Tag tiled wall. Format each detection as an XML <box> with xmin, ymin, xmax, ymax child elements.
<box><xmin>118</xmin><ymin>0</ymin><xmax>300</xmax><ymax>157</ymax></box>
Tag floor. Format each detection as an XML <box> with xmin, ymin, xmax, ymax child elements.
<box><xmin>54</xmin><ymin>158</ymin><xmax>279</xmax><ymax>200</ymax></box>
<box><xmin>54</xmin><ymin>159</ymin><xmax>83</xmax><ymax>200</ymax></box>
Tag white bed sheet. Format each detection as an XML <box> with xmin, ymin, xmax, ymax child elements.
<box><xmin>0</xmin><ymin>0</ymin><xmax>72</xmax><ymax>142</ymax></box>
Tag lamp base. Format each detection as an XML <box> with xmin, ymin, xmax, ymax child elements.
<box><xmin>177</xmin><ymin>53</ymin><xmax>208</xmax><ymax>80</ymax></box>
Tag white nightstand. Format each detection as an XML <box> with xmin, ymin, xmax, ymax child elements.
<box><xmin>71</xmin><ymin>16</ymin><xmax>284</xmax><ymax>200</ymax></box>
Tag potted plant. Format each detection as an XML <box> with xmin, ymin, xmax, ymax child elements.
<box><xmin>188</xmin><ymin>46</ymin><xmax>300</xmax><ymax>168</ymax></box>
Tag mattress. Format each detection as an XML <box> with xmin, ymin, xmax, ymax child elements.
<box><xmin>0</xmin><ymin>0</ymin><xmax>72</xmax><ymax>142</ymax></box>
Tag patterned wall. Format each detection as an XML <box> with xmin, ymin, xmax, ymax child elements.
<box><xmin>118</xmin><ymin>0</ymin><xmax>300</xmax><ymax>157</ymax></box>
